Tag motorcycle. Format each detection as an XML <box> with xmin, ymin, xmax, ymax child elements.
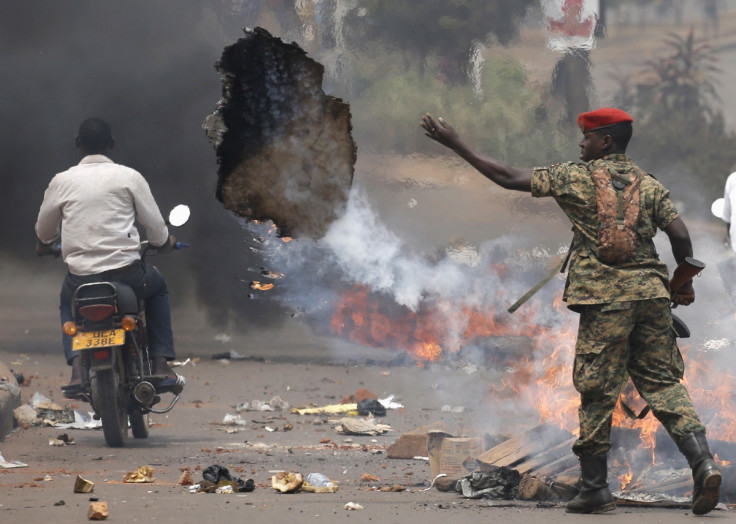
<box><xmin>59</xmin><ymin>204</ymin><xmax>190</xmax><ymax>447</ymax></box>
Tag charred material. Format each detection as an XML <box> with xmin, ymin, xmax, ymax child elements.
<box><xmin>472</xmin><ymin>423</ymin><xmax>736</xmax><ymax>505</ymax></box>
<box><xmin>205</xmin><ymin>27</ymin><xmax>356</xmax><ymax>239</ymax></box>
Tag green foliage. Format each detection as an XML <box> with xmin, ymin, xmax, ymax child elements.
<box><xmin>639</xmin><ymin>31</ymin><xmax>721</xmax><ymax>118</ymax></box>
<box><xmin>351</xmin><ymin>54</ymin><xmax>572</xmax><ymax>167</ymax></box>
<box><xmin>347</xmin><ymin>0</ymin><xmax>536</xmax><ymax>83</ymax></box>
<box><xmin>610</xmin><ymin>29</ymin><xmax>736</xmax><ymax>198</ymax></box>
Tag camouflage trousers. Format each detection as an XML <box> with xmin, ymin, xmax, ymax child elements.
<box><xmin>572</xmin><ymin>298</ymin><xmax>704</xmax><ymax>457</ymax></box>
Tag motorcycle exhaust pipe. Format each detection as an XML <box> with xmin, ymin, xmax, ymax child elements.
<box><xmin>134</xmin><ymin>381</ymin><xmax>156</xmax><ymax>406</ymax></box>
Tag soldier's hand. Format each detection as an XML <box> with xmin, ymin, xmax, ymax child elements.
<box><xmin>671</xmin><ymin>280</ymin><xmax>694</xmax><ymax>307</ymax></box>
<box><xmin>420</xmin><ymin>113</ymin><xmax>460</xmax><ymax>149</ymax></box>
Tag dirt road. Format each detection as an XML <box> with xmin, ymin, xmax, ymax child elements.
<box><xmin>3</xmin><ymin>147</ymin><xmax>734</xmax><ymax>522</ymax></box>
<box><xmin>0</xmin><ymin>324</ymin><xmax>731</xmax><ymax>523</ymax></box>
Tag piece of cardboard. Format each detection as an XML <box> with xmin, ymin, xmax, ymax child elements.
<box><xmin>427</xmin><ymin>431</ymin><xmax>487</xmax><ymax>478</ymax></box>
<box><xmin>387</xmin><ymin>433</ymin><xmax>429</xmax><ymax>459</ymax></box>
<box><xmin>387</xmin><ymin>421</ymin><xmax>450</xmax><ymax>459</ymax></box>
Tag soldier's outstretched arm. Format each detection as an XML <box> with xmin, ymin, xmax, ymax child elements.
<box><xmin>420</xmin><ymin>114</ymin><xmax>532</xmax><ymax>192</ymax></box>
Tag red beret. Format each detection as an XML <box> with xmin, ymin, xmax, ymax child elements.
<box><xmin>577</xmin><ymin>108</ymin><xmax>633</xmax><ymax>133</ymax></box>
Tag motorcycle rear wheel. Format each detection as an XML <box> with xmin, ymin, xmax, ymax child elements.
<box><xmin>129</xmin><ymin>409</ymin><xmax>149</xmax><ymax>439</ymax></box>
<box><xmin>91</xmin><ymin>369</ymin><xmax>128</xmax><ymax>447</ymax></box>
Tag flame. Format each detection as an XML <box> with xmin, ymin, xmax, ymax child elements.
<box><xmin>612</xmin><ymin>383</ymin><xmax>660</xmax><ymax>464</ymax></box>
<box><xmin>614</xmin><ymin>458</ymin><xmax>634</xmax><ymax>490</ymax></box>
<box><xmin>331</xmin><ymin>286</ymin><xmax>446</xmax><ymax>360</ymax></box>
<box><xmin>414</xmin><ymin>341</ymin><xmax>442</xmax><ymax>361</ymax></box>
<box><xmin>250</xmin><ymin>281</ymin><xmax>274</xmax><ymax>291</ymax></box>
<box><xmin>714</xmin><ymin>453</ymin><xmax>731</xmax><ymax>467</ymax></box>
<box><xmin>680</xmin><ymin>350</ymin><xmax>736</xmax><ymax>442</ymax></box>
<box><xmin>328</xmin><ymin>278</ymin><xmax>736</xmax><ymax>482</ymax></box>
<box><xmin>330</xmin><ymin>285</ymin><xmax>544</xmax><ymax>362</ymax></box>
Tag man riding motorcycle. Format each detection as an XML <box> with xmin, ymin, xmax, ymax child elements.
<box><xmin>35</xmin><ymin>117</ymin><xmax>184</xmax><ymax>390</ymax></box>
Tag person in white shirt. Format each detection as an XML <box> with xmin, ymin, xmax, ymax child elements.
<box><xmin>35</xmin><ymin>117</ymin><xmax>181</xmax><ymax>387</ymax></box>
<box><xmin>720</xmin><ymin>171</ymin><xmax>736</xmax><ymax>251</ymax></box>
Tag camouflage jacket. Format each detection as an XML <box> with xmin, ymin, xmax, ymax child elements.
<box><xmin>531</xmin><ymin>154</ymin><xmax>676</xmax><ymax>308</ymax></box>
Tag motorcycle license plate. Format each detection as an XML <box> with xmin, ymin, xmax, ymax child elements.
<box><xmin>72</xmin><ymin>329</ymin><xmax>125</xmax><ymax>351</ymax></box>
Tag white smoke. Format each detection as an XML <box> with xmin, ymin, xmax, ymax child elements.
<box><xmin>261</xmin><ymin>183</ymin><xmax>572</xmax><ymax>350</ymax></box>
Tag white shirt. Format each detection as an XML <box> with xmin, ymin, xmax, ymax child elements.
<box><xmin>722</xmin><ymin>171</ymin><xmax>736</xmax><ymax>252</ymax></box>
<box><xmin>35</xmin><ymin>155</ymin><xmax>169</xmax><ymax>275</ymax></box>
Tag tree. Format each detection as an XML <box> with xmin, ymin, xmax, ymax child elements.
<box><xmin>610</xmin><ymin>29</ymin><xmax>736</xmax><ymax>199</ymax></box>
<box><xmin>347</xmin><ymin>0</ymin><xmax>536</xmax><ymax>84</ymax></box>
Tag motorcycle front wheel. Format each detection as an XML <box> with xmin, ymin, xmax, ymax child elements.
<box><xmin>91</xmin><ymin>369</ymin><xmax>128</xmax><ymax>447</ymax></box>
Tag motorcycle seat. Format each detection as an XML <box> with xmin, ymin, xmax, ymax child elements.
<box><xmin>73</xmin><ymin>281</ymin><xmax>139</xmax><ymax>315</ymax></box>
<box><xmin>108</xmin><ymin>282</ymin><xmax>138</xmax><ymax>314</ymax></box>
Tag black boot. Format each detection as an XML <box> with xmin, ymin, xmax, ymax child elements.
<box><xmin>150</xmin><ymin>356</ymin><xmax>176</xmax><ymax>379</ymax></box>
<box><xmin>566</xmin><ymin>453</ymin><xmax>616</xmax><ymax>514</ymax></box>
<box><xmin>150</xmin><ymin>355</ymin><xmax>184</xmax><ymax>395</ymax></box>
<box><xmin>677</xmin><ymin>431</ymin><xmax>721</xmax><ymax>515</ymax></box>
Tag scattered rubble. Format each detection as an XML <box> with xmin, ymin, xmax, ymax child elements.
<box><xmin>188</xmin><ymin>464</ymin><xmax>256</xmax><ymax>494</ymax></box>
<box><xmin>428</xmin><ymin>431</ymin><xmax>489</xmax><ymax>480</ymax></box>
<box><xmin>13</xmin><ymin>404</ymin><xmax>36</xmax><ymax>426</ymax></box>
<box><xmin>178</xmin><ymin>470</ymin><xmax>194</xmax><ymax>486</ymax></box>
<box><xmin>74</xmin><ymin>475</ymin><xmax>94</xmax><ymax>493</ymax></box>
<box><xmin>302</xmin><ymin>472</ymin><xmax>338</xmax><ymax>493</ymax></box>
<box><xmin>0</xmin><ymin>451</ymin><xmax>27</xmax><ymax>468</ymax></box>
<box><xmin>335</xmin><ymin>417</ymin><xmax>392</xmax><ymax>436</ymax></box>
<box><xmin>269</xmin><ymin>471</ymin><xmax>339</xmax><ymax>494</ymax></box>
<box><xmin>357</xmin><ymin>399</ymin><xmax>386</xmax><ymax>417</ymax></box>
<box><xmin>12</xmin><ymin>391</ymin><xmax>100</xmax><ymax>429</ymax></box>
<box><xmin>87</xmin><ymin>501</ymin><xmax>108</xmax><ymax>520</ymax></box>
<box><xmin>271</xmin><ymin>471</ymin><xmax>303</xmax><ymax>493</ymax></box>
<box><xmin>456</xmin><ymin>469</ymin><xmax>522</xmax><ymax>500</ymax></box>
<box><xmin>235</xmin><ymin>396</ymin><xmax>289</xmax><ymax>412</ymax></box>
<box><xmin>293</xmin><ymin>403</ymin><xmax>356</xmax><ymax>416</ymax></box>
<box><xmin>387</xmin><ymin>422</ymin><xmax>449</xmax><ymax>459</ymax></box>
<box><xmin>221</xmin><ymin>413</ymin><xmax>247</xmax><ymax>426</ymax></box>
<box><xmin>123</xmin><ymin>466</ymin><xmax>155</xmax><ymax>483</ymax></box>
<box><xmin>49</xmin><ymin>433</ymin><xmax>75</xmax><ymax>446</ymax></box>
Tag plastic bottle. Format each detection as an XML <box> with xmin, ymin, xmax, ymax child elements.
<box><xmin>306</xmin><ymin>472</ymin><xmax>334</xmax><ymax>488</ymax></box>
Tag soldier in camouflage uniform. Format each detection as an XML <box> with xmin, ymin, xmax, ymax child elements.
<box><xmin>420</xmin><ymin>107</ymin><xmax>721</xmax><ymax>515</ymax></box>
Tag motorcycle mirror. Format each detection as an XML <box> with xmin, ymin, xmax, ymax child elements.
<box><xmin>711</xmin><ymin>198</ymin><xmax>725</xmax><ymax>220</ymax></box>
<box><xmin>168</xmin><ymin>205</ymin><xmax>191</xmax><ymax>227</ymax></box>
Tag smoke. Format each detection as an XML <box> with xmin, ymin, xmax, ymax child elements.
<box><xmin>7</xmin><ymin>1</ymin><xmax>735</xmax><ymax>391</ymax></box>
<box><xmin>264</xmin><ymin>181</ymin><xmax>571</xmax><ymax>345</ymax></box>
<box><xmin>1</xmin><ymin>0</ymin><xmax>292</xmax><ymax>328</ymax></box>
